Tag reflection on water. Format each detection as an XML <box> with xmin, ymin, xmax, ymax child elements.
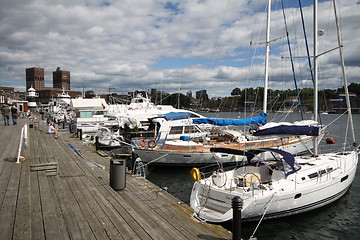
<box><xmin>146</xmin><ymin>113</ymin><xmax>360</xmax><ymax>239</ymax></box>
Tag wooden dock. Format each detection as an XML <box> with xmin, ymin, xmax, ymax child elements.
<box><xmin>0</xmin><ymin>117</ymin><xmax>231</xmax><ymax>240</ymax></box>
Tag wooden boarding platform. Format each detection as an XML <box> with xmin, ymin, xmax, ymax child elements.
<box><xmin>0</xmin><ymin>117</ymin><xmax>231</xmax><ymax>239</ymax></box>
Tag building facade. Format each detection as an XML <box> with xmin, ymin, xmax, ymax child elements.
<box><xmin>26</xmin><ymin>67</ymin><xmax>45</xmax><ymax>90</ymax></box>
<box><xmin>196</xmin><ymin>90</ymin><xmax>207</xmax><ymax>100</ymax></box>
<box><xmin>53</xmin><ymin>67</ymin><xmax>70</xmax><ymax>90</ymax></box>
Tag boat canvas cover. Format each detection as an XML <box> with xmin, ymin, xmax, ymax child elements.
<box><xmin>162</xmin><ymin>112</ymin><xmax>194</xmax><ymax>120</ymax></box>
<box><xmin>192</xmin><ymin>113</ymin><xmax>267</xmax><ymax>126</ymax></box>
<box><xmin>210</xmin><ymin>147</ymin><xmax>300</xmax><ymax>177</ymax></box>
<box><xmin>252</xmin><ymin>125</ymin><xmax>319</xmax><ymax>136</ymax></box>
<box><xmin>261</xmin><ymin>148</ymin><xmax>301</xmax><ymax>177</ymax></box>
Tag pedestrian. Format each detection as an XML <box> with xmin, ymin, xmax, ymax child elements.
<box><xmin>48</xmin><ymin>123</ymin><xmax>59</xmax><ymax>138</ymax></box>
<box><xmin>1</xmin><ymin>104</ymin><xmax>11</xmax><ymax>126</ymax></box>
<box><xmin>10</xmin><ymin>105</ymin><xmax>19</xmax><ymax>125</ymax></box>
<box><xmin>28</xmin><ymin>111</ymin><xmax>36</xmax><ymax>120</ymax></box>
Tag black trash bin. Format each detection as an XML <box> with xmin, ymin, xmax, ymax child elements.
<box><xmin>110</xmin><ymin>159</ymin><xmax>126</xmax><ymax>191</ymax></box>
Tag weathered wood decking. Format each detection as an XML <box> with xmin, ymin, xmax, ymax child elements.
<box><xmin>0</xmin><ymin>117</ymin><xmax>231</xmax><ymax>240</ymax></box>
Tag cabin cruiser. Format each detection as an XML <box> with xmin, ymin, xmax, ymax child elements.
<box><xmin>48</xmin><ymin>90</ymin><xmax>74</xmax><ymax>123</ymax></box>
<box><xmin>70</xmin><ymin>98</ymin><xmax>110</xmax><ymax>133</ymax></box>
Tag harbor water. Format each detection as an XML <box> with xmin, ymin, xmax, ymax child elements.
<box><xmin>145</xmin><ymin>112</ymin><xmax>360</xmax><ymax>239</ymax></box>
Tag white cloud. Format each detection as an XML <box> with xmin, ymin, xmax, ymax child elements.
<box><xmin>0</xmin><ymin>0</ymin><xmax>359</xmax><ymax>97</ymax></box>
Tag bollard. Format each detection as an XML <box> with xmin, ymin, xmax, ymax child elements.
<box><xmin>62</xmin><ymin>121</ymin><xmax>65</xmax><ymax>129</ymax></box>
<box><xmin>79</xmin><ymin>129</ymin><xmax>83</xmax><ymax>140</ymax></box>
<box><xmin>69</xmin><ymin>124</ymin><xmax>72</xmax><ymax>133</ymax></box>
<box><xmin>95</xmin><ymin>136</ymin><xmax>99</xmax><ymax>151</ymax></box>
<box><xmin>232</xmin><ymin>196</ymin><xmax>243</xmax><ymax>240</ymax></box>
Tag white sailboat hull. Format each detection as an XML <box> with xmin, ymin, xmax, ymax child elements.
<box><xmin>190</xmin><ymin>150</ymin><xmax>358</xmax><ymax>222</ymax></box>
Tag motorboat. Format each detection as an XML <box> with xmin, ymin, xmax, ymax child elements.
<box><xmin>48</xmin><ymin>90</ymin><xmax>74</xmax><ymax>123</ymax></box>
<box><xmin>70</xmin><ymin>97</ymin><xmax>110</xmax><ymax>133</ymax></box>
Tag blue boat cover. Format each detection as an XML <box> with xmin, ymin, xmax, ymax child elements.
<box><xmin>192</xmin><ymin>112</ymin><xmax>267</xmax><ymax>126</ymax></box>
<box><xmin>252</xmin><ymin>125</ymin><xmax>319</xmax><ymax>136</ymax></box>
<box><xmin>210</xmin><ymin>147</ymin><xmax>300</xmax><ymax>177</ymax></box>
<box><xmin>163</xmin><ymin>112</ymin><xmax>194</xmax><ymax>120</ymax></box>
<box><xmin>260</xmin><ymin>148</ymin><xmax>301</xmax><ymax>176</ymax></box>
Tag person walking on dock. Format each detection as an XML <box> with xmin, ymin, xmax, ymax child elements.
<box><xmin>1</xmin><ymin>104</ymin><xmax>11</xmax><ymax>126</ymax></box>
<box><xmin>10</xmin><ymin>105</ymin><xmax>19</xmax><ymax>125</ymax></box>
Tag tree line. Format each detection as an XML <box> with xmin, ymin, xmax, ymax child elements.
<box><xmin>151</xmin><ymin>83</ymin><xmax>360</xmax><ymax>112</ymax></box>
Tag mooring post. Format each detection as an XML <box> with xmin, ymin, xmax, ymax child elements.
<box><xmin>95</xmin><ymin>136</ymin><xmax>99</xmax><ymax>151</ymax></box>
<box><xmin>232</xmin><ymin>196</ymin><xmax>243</xmax><ymax>240</ymax></box>
<box><xmin>79</xmin><ymin>129</ymin><xmax>83</xmax><ymax>140</ymax></box>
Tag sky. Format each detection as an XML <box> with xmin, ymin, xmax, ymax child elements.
<box><xmin>0</xmin><ymin>0</ymin><xmax>359</xmax><ymax>98</ymax></box>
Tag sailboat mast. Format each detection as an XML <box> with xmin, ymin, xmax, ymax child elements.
<box><xmin>263</xmin><ymin>0</ymin><xmax>271</xmax><ymax>114</ymax></box>
<box><xmin>313</xmin><ymin>0</ymin><xmax>319</xmax><ymax>155</ymax></box>
<box><xmin>332</xmin><ymin>0</ymin><xmax>356</xmax><ymax>144</ymax></box>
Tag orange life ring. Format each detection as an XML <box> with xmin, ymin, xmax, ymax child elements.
<box><xmin>139</xmin><ymin>139</ymin><xmax>146</xmax><ymax>147</ymax></box>
<box><xmin>148</xmin><ymin>140</ymin><xmax>156</xmax><ymax>148</ymax></box>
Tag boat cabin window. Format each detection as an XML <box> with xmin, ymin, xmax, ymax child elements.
<box><xmin>79</xmin><ymin>111</ymin><xmax>93</xmax><ymax>118</ymax></box>
<box><xmin>78</xmin><ymin>110</ymin><xmax>105</xmax><ymax>118</ymax></box>
<box><xmin>169</xmin><ymin>126</ymin><xmax>183</xmax><ymax>135</ymax></box>
<box><xmin>93</xmin><ymin>110</ymin><xmax>105</xmax><ymax>116</ymax></box>
<box><xmin>184</xmin><ymin>125</ymin><xmax>200</xmax><ymax>134</ymax></box>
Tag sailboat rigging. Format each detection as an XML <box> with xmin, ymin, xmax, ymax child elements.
<box><xmin>189</xmin><ymin>0</ymin><xmax>359</xmax><ymax>224</ymax></box>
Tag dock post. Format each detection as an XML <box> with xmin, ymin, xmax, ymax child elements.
<box><xmin>95</xmin><ymin>136</ymin><xmax>99</xmax><ymax>151</ymax></box>
<box><xmin>79</xmin><ymin>129</ymin><xmax>83</xmax><ymax>140</ymax></box>
<box><xmin>232</xmin><ymin>196</ymin><xmax>243</xmax><ymax>240</ymax></box>
<box><xmin>76</xmin><ymin>129</ymin><xmax>79</xmax><ymax>138</ymax></box>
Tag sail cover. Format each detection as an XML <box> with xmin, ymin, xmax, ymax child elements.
<box><xmin>252</xmin><ymin>125</ymin><xmax>319</xmax><ymax>136</ymax></box>
<box><xmin>192</xmin><ymin>113</ymin><xmax>267</xmax><ymax>126</ymax></box>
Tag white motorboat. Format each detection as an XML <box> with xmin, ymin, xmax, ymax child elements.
<box><xmin>71</xmin><ymin>97</ymin><xmax>109</xmax><ymax>133</ymax></box>
<box><xmin>107</xmin><ymin>93</ymin><xmax>204</xmax><ymax>131</ymax></box>
<box><xmin>48</xmin><ymin>90</ymin><xmax>74</xmax><ymax>123</ymax></box>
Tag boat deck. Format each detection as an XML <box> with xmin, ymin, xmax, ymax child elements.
<box><xmin>0</xmin><ymin>117</ymin><xmax>231</xmax><ymax>239</ymax></box>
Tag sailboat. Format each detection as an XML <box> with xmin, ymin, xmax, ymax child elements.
<box><xmin>189</xmin><ymin>0</ymin><xmax>358</xmax><ymax>223</ymax></box>
<box><xmin>133</xmin><ymin>0</ymin><xmax>325</xmax><ymax>166</ymax></box>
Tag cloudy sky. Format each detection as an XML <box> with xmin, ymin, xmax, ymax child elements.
<box><xmin>0</xmin><ymin>0</ymin><xmax>359</xmax><ymax>97</ymax></box>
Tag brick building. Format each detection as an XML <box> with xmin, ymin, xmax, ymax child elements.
<box><xmin>53</xmin><ymin>67</ymin><xmax>70</xmax><ymax>90</ymax></box>
<box><xmin>26</xmin><ymin>67</ymin><xmax>45</xmax><ymax>90</ymax></box>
